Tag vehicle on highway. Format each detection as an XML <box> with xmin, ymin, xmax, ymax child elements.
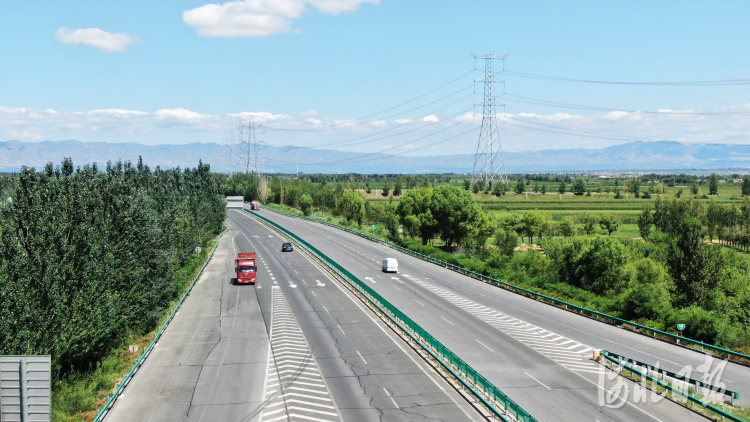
<box><xmin>250</xmin><ymin>200</ymin><xmax>261</xmax><ymax>210</ymax></box>
<box><xmin>281</xmin><ymin>242</ymin><xmax>293</xmax><ymax>252</ymax></box>
<box><xmin>382</xmin><ymin>258</ymin><xmax>398</xmax><ymax>273</ymax></box>
<box><xmin>235</xmin><ymin>252</ymin><xmax>257</xmax><ymax>284</ymax></box>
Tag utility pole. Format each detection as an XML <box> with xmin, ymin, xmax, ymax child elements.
<box><xmin>471</xmin><ymin>53</ymin><xmax>508</xmax><ymax>191</ymax></box>
<box><xmin>235</xmin><ymin>116</ymin><xmax>265</xmax><ymax>174</ymax></box>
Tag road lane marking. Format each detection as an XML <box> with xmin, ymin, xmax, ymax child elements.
<box><xmin>383</xmin><ymin>387</ymin><xmax>399</xmax><ymax>408</ymax></box>
<box><xmin>323</xmin><ymin>306</ymin><xmax>330</xmax><ymax>313</ymax></box>
<box><xmin>524</xmin><ymin>372</ymin><xmax>551</xmax><ymax>390</ymax></box>
<box><xmin>475</xmin><ymin>340</ymin><xmax>495</xmax><ymax>353</ymax></box>
<box><xmin>356</xmin><ymin>350</ymin><xmax>368</xmax><ymax>365</ymax></box>
<box><xmin>413</xmin><ymin>299</ymin><xmax>425</xmax><ymax>307</ymax></box>
<box><xmin>441</xmin><ymin>316</ymin><xmax>454</xmax><ymax>326</ymax></box>
<box><xmin>337</xmin><ymin>324</ymin><xmax>345</xmax><ymax>335</ymax></box>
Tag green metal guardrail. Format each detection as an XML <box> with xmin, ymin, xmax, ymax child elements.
<box><xmin>244</xmin><ymin>209</ymin><xmax>537</xmax><ymax>422</ymax></box>
<box><xmin>261</xmin><ymin>204</ymin><xmax>750</xmax><ymax>365</ymax></box>
<box><xmin>600</xmin><ymin>350</ymin><xmax>746</xmax><ymax>422</ymax></box>
<box><xmin>93</xmin><ymin>227</ymin><xmax>229</xmax><ymax>422</ymax></box>
<box><xmin>608</xmin><ymin>351</ymin><xmax>739</xmax><ymax>403</ymax></box>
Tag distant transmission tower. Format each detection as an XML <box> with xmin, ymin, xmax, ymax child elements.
<box><xmin>235</xmin><ymin>116</ymin><xmax>266</xmax><ymax>174</ymax></box>
<box><xmin>471</xmin><ymin>53</ymin><xmax>507</xmax><ymax>191</ymax></box>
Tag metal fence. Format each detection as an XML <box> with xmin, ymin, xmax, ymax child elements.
<box><xmin>246</xmin><ymin>209</ymin><xmax>537</xmax><ymax>422</ymax></box>
<box><xmin>0</xmin><ymin>355</ymin><xmax>51</xmax><ymax>422</ymax></box>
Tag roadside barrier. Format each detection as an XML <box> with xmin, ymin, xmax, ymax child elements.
<box><xmin>244</xmin><ymin>209</ymin><xmax>537</xmax><ymax>422</ymax></box>
<box><xmin>606</xmin><ymin>351</ymin><xmax>739</xmax><ymax>404</ymax></box>
<box><xmin>93</xmin><ymin>227</ymin><xmax>229</xmax><ymax>422</ymax></box>
<box><xmin>261</xmin><ymin>205</ymin><xmax>750</xmax><ymax>365</ymax></box>
<box><xmin>599</xmin><ymin>350</ymin><xmax>745</xmax><ymax>422</ymax></box>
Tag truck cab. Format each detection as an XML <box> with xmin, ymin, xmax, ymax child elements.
<box><xmin>235</xmin><ymin>252</ymin><xmax>257</xmax><ymax>284</ymax></box>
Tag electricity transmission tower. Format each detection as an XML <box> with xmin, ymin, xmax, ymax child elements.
<box><xmin>471</xmin><ymin>53</ymin><xmax>507</xmax><ymax>191</ymax></box>
<box><xmin>224</xmin><ymin>116</ymin><xmax>265</xmax><ymax>175</ymax></box>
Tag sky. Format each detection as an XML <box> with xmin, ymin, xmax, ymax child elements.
<box><xmin>2</xmin><ymin>0</ymin><xmax>750</xmax><ymax>164</ymax></box>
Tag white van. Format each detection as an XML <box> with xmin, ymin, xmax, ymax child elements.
<box><xmin>382</xmin><ymin>258</ymin><xmax>398</xmax><ymax>273</ymax></box>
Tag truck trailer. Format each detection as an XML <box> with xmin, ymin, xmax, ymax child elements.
<box><xmin>235</xmin><ymin>252</ymin><xmax>257</xmax><ymax>284</ymax></box>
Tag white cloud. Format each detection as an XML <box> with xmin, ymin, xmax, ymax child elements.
<box><xmin>394</xmin><ymin>119</ymin><xmax>414</xmax><ymax>124</ymax></box>
<box><xmin>88</xmin><ymin>109</ymin><xmax>150</xmax><ymax>118</ymax></box>
<box><xmin>370</xmin><ymin>120</ymin><xmax>387</xmax><ymax>127</ymax></box>
<box><xmin>300</xmin><ymin>110</ymin><xmax>319</xmax><ymax>116</ymax></box>
<box><xmin>306</xmin><ymin>118</ymin><xmax>321</xmax><ymax>125</ymax></box>
<box><xmin>155</xmin><ymin>108</ymin><xmax>215</xmax><ymax>121</ymax></box>
<box><xmin>229</xmin><ymin>111</ymin><xmax>291</xmax><ymax>123</ymax></box>
<box><xmin>55</xmin><ymin>27</ymin><xmax>143</xmax><ymax>52</ymax></box>
<box><xmin>6</xmin><ymin>130</ymin><xmax>41</xmax><ymax>140</ymax></box>
<box><xmin>183</xmin><ymin>0</ymin><xmax>379</xmax><ymax>38</ymax></box>
<box><xmin>603</xmin><ymin>110</ymin><xmax>628</xmax><ymax>120</ymax></box>
<box><xmin>421</xmin><ymin>114</ymin><xmax>439</xmax><ymax>123</ymax></box>
<box><xmin>456</xmin><ymin>112</ymin><xmax>480</xmax><ymax>122</ymax></box>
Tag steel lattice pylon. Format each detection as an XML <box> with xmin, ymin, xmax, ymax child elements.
<box><xmin>471</xmin><ymin>53</ymin><xmax>507</xmax><ymax>192</ymax></box>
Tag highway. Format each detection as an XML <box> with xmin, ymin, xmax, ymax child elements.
<box><xmin>253</xmin><ymin>207</ymin><xmax>728</xmax><ymax>422</ymax></box>
<box><xmin>105</xmin><ymin>209</ymin><xmax>484</xmax><ymax>422</ymax></box>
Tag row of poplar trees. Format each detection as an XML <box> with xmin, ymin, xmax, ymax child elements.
<box><xmin>0</xmin><ymin>158</ymin><xmax>225</xmax><ymax>377</ymax></box>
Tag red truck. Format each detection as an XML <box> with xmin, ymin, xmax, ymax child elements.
<box><xmin>250</xmin><ymin>200</ymin><xmax>261</xmax><ymax>210</ymax></box>
<box><xmin>235</xmin><ymin>252</ymin><xmax>257</xmax><ymax>284</ymax></box>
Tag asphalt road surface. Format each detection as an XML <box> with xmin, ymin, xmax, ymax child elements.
<box><xmin>105</xmin><ymin>209</ymin><xmax>484</xmax><ymax>422</ymax></box>
<box><xmin>254</xmin><ymin>207</ymin><xmax>732</xmax><ymax>422</ymax></box>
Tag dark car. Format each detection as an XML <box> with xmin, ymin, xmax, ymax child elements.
<box><xmin>281</xmin><ymin>242</ymin><xmax>293</xmax><ymax>252</ymax></box>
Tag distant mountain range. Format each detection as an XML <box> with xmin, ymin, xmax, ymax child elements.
<box><xmin>2</xmin><ymin>139</ymin><xmax>750</xmax><ymax>174</ymax></box>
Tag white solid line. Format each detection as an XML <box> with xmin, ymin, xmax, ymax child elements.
<box><xmin>413</xmin><ymin>299</ymin><xmax>425</xmax><ymax>307</ymax></box>
<box><xmin>311</xmin><ymin>291</ymin><xmax>317</xmax><ymax>297</ymax></box>
<box><xmin>475</xmin><ymin>340</ymin><xmax>495</xmax><ymax>353</ymax></box>
<box><xmin>338</xmin><ymin>324</ymin><xmax>345</xmax><ymax>334</ymax></box>
<box><xmin>357</xmin><ymin>350</ymin><xmax>368</xmax><ymax>364</ymax></box>
<box><xmin>524</xmin><ymin>372</ymin><xmax>551</xmax><ymax>390</ymax></box>
<box><xmin>323</xmin><ymin>306</ymin><xmax>330</xmax><ymax>314</ymax></box>
<box><xmin>441</xmin><ymin>316</ymin><xmax>455</xmax><ymax>326</ymax></box>
<box><xmin>393</xmin><ymin>286</ymin><xmax>401</xmax><ymax>291</ymax></box>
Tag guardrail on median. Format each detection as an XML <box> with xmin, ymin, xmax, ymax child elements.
<box><xmin>260</xmin><ymin>204</ymin><xmax>750</xmax><ymax>366</ymax></box>
<box><xmin>93</xmin><ymin>227</ymin><xmax>229</xmax><ymax>422</ymax></box>
<box><xmin>244</xmin><ymin>208</ymin><xmax>537</xmax><ymax>422</ymax></box>
<box><xmin>599</xmin><ymin>350</ymin><xmax>746</xmax><ymax>422</ymax></box>
<box><xmin>607</xmin><ymin>351</ymin><xmax>739</xmax><ymax>404</ymax></box>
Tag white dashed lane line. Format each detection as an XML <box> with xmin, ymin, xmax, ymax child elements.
<box><xmin>260</xmin><ymin>287</ymin><xmax>341</xmax><ymax>422</ymax></box>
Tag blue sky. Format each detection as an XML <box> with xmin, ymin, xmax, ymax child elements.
<box><xmin>2</xmin><ymin>1</ymin><xmax>749</xmax><ymax>159</ymax></box>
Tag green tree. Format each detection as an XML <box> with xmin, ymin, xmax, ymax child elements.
<box><xmin>540</xmin><ymin>184</ymin><xmax>547</xmax><ymax>194</ymax></box>
<box><xmin>472</xmin><ymin>180</ymin><xmax>481</xmax><ymax>194</ymax></box>
<box><xmin>628</xmin><ymin>179</ymin><xmax>641</xmax><ymax>198</ymax></box>
<box><xmin>393</xmin><ymin>177</ymin><xmax>403</xmax><ymax>196</ymax></box>
<box><xmin>494</xmin><ymin>227</ymin><xmax>518</xmax><ymax>256</ymax></box>
<box><xmin>341</xmin><ymin>190</ymin><xmax>365</xmax><ymax>225</ymax></box>
<box><xmin>299</xmin><ymin>194</ymin><xmax>313</xmax><ymax>216</ymax></box>
<box><xmin>579</xmin><ymin>213</ymin><xmax>598</xmax><ymax>235</ymax></box>
<box><xmin>667</xmin><ymin>217</ymin><xmax>723</xmax><ymax>307</ymax></box>
<box><xmin>493</xmin><ymin>180</ymin><xmax>505</xmax><ymax>196</ymax></box>
<box><xmin>620</xmin><ymin>258</ymin><xmax>673</xmax><ymax>321</ymax></box>
<box><xmin>709</xmin><ymin>173</ymin><xmax>719</xmax><ymax>196</ymax></box>
<box><xmin>431</xmin><ymin>185</ymin><xmax>495</xmax><ymax>247</ymax></box>
<box><xmin>520</xmin><ymin>210</ymin><xmax>549</xmax><ymax>243</ymax></box>
<box><xmin>558</xmin><ymin>217</ymin><xmax>575</xmax><ymax>237</ymax></box>
<box><xmin>599</xmin><ymin>214</ymin><xmax>620</xmax><ymax>235</ymax></box>
<box><xmin>690</xmin><ymin>181</ymin><xmax>699</xmax><ymax>195</ymax></box>
<box><xmin>558</xmin><ymin>182</ymin><xmax>566</xmax><ymax>194</ymax></box>
<box><xmin>638</xmin><ymin>204</ymin><xmax>653</xmax><ymax>239</ymax></box>
<box><xmin>573</xmin><ymin>178</ymin><xmax>586</xmax><ymax>196</ymax></box>
<box><xmin>514</xmin><ymin>180</ymin><xmax>525</xmax><ymax>194</ymax></box>
<box><xmin>382</xmin><ymin>180</ymin><xmax>391</xmax><ymax>197</ymax></box>
<box><xmin>742</xmin><ymin>177</ymin><xmax>750</xmax><ymax>196</ymax></box>
<box><xmin>396</xmin><ymin>188</ymin><xmax>437</xmax><ymax>244</ymax></box>
<box><xmin>464</xmin><ymin>179</ymin><xmax>471</xmax><ymax>190</ymax></box>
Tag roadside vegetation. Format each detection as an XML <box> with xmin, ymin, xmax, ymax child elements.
<box><xmin>232</xmin><ymin>171</ymin><xmax>750</xmax><ymax>354</ymax></box>
<box><xmin>0</xmin><ymin>159</ymin><xmax>225</xmax><ymax>420</ymax></box>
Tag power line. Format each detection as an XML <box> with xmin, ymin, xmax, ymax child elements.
<box><xmin>502</xmin><ymin>70</ymin><xmax>750</xmax><ymax>86</ymax></box>
<box><xmin>471</xmin><ymin>53</ymin><xmax>508</xmax><ymax>191</ymax></box>
<box><xmin>504</xmin><ymin>93</ymin><xmax>750</xmax><ymax>115</ymax></box>
<box><xmin>265</xmin><ymin>69</ymin><xmax>475</xmax><ymax>132</ymax></box>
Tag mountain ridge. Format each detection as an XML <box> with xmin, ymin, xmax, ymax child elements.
<box><xmin>2</xmin><ymin>139</ymin><xmax>749</xmax><ymax>173</ymax></box>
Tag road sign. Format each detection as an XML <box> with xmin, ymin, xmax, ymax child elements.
<box><xmin>677</xmin><ymin>324</ymin><xmax>685</xmax><ymax>331</ymax></box>
<box><xmin>195</xmin><ymin>247</ymin><xmax>202</xmax><ymax>254</ymax></box>
<box><xmin>371</xmin><ymin>225</ymin><xmax>376</xmax><ymax>230</ymax></box>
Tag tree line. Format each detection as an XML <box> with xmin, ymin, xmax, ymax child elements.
<box><xmin>0</xmin><ymin>158</ymin><xmax>225</xmax><ymax>377</ymax></box>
